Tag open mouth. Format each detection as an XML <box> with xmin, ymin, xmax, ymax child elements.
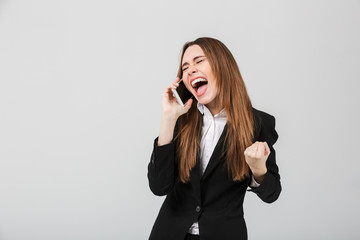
<box><xmin>191</xmin><ymin>78</ymin><xmax>208</xmax><ymax>96</ymax></box>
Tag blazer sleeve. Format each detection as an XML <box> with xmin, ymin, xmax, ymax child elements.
<box><xmin>147</xmin><ymin>126</ymin><xmax>179</xmax><ymax>196</ymax></box>
<box><xmin>248</xmin><ymin>113</ymin><xmax>281</xmax><ymax>203</ymax></box>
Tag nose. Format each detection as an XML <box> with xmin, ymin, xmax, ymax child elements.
<box><xmin>187</xmin><ymin>64</ymin><xmax>198</xmax><ymax>75</ymax></box>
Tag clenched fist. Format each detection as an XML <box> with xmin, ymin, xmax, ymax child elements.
<box><xmin>244</xmin><ymin>141</ymin><xmax>271</xmax><ymax>183</ymax></box>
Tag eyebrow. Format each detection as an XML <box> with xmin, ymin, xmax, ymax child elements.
<box><xmin>182</xmin><ymin>55</ymin><xmax>205</xmax><ymax>68</ymax></box>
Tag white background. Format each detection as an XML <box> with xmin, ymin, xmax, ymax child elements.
<box><xmin>0</xmin><ymin>0</ymin><xmax>359</xmax><ymax>239</ymax></box>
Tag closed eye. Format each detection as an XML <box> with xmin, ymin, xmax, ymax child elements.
<box><xmin>182</xmin><ymin>57</ymin><xmax>206</xmax><ymax>72</ymax></box>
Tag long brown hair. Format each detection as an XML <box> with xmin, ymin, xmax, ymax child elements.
<box><xmin>175</xmin><ymin>37</ymin><xmax>255</xmax><ymax>183</ymax></box>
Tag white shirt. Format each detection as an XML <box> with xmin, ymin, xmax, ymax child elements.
<box><xmin>188</xmin><ymin>103</ymin><xmax>260</xmax><ymax>235</ymax></box>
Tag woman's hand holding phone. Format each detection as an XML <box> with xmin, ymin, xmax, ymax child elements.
<box><xmin>161</xmin><ymin>77</ymin><xmax>193</xmax><ymax>120</ymax></box>
<box><xmin>158</xmin><ymin>77</ymin><xmax>193</xmax><ymax>146</ymax></box>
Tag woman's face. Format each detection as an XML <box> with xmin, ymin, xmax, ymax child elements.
<box><xmin>181</xmin><ymin>45</ymin><xmax>219</xmax><ymax>107</ymax></box>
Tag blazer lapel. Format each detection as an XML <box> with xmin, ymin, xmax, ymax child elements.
<box><xmin>200</xmin><ymin>124</ymin><xmax>228</xmax><ymax>181</ymax></box>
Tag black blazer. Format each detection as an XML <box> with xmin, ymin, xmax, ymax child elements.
<box><xmin>147</xmin><ymin>107</ymin><xmax>281</xmax><ymax>240</ymax></box>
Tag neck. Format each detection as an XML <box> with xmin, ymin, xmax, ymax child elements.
<box><xmin>205</xmin><ymin>101</ymin><xmax>223</xmax><ymax>116</ymax></box>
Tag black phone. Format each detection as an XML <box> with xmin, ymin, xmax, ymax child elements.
<box><xmin>171</xmin><ymin>79</ymin><xmax>193</xmax><ymax>106</ymax></box>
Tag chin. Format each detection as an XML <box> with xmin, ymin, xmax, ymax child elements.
<box><xmin>196</xmin><ymin>96</ymin><xmax>214</xmax><ymax>105</ymax></box>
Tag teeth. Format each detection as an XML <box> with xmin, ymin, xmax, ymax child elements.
<box><xmin>191</xmin><ymin>78</ymin><xmax>207</xmax><ymax>87</ymax></box>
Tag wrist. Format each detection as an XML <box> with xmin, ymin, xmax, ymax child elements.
<box><xmin>252</xmin><ymin>167</ymin><xmax>267</xmax><ymax>176</ymax></box>
<box><xmin>161</xmin><ymin>111</ymin><xmax>178</xmax><ymax>122</ymax></box>
<box><xmin>161</xmin><ymin>113</ymin><xmax>178</xmax><ymax>125</ymax></box>
<box><xmin>158</xmin><ymin>114</ymin><xmax>177</xmax><ymax>146</ymax></box>
<box><xmin>251</xmin><ymin>167</ymin><xmax>267</xmax><ymax>184</ymax></box>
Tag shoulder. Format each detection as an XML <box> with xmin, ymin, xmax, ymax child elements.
<box><xmin>252</xmin><ymin>107</ymin><xmax>276</xmax><ymax>124</ymax></box>
<box><xmin>251</xmin><ymin>107</ymin><xmax>278</xmax><ymax>143</ymax></box>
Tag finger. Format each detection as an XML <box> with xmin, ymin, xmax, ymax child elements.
<box><xmin>251</xmin><ymin>142</ymin><xmax>259</xmax><ymax>156</ymax></box>
<box><xmin>245</xmin><ymin>144</ymin><xmax>254</xmax><ymax>156</ymax></box>
<box><xmin>245</xmin><ymin>144</ymin><xmax>254</xmax><ymax>157</ymax></box>
<box><xmin>264</xmin><ymin>142</ymin><xmax>271</xmax><ymax>156</ymax></box>
<box><xmin>184</xmin><ymin>98</ymin><xmax>193</xmax><ymax>110</ymax></box>
<box><xmin>165</xmin><ymin>88</ymin><xmax>176</xmax><ymax>100</ymax></box>
<box><xmin>164</xmin><ymin>90</ymin><xmax>172</xmax><ymax>100</ymax></box>
<box><xmin>173</xmin><ymin>77</ymin><xmax>181</xmax><ymax>85</ymax></box>
<box><xmin>257</xmin><ymin>142</ymin><xmax>265</xmax><ymax>157</ymax></box>
<box><xmin>165</xmin><ymin>87</ymin><xmax>173</xmax><ymax>96</ymax></box>
<box><xmin>166</xmin><ymin>85</ymin><xmax>173</xmax><ymax>92</ymax></box>
<box><xmin>168</xmin><ymin>82</ymin><xmax>177</xmax><ymax>89</ymax></box>
<box><xmin>168</xmin><ymin>79</ymin><xmax>179</xmax><ymax>89</ymax></box>
<box><xmin>170</xmin><ymin>84</ymin><xmax>177</xmax><ymax>89</ymax></box>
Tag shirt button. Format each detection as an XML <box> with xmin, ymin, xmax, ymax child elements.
<box><xmin>196</xmin><ymin>206</ymin><xmax>201</xmax><ymax>212</ymax></box>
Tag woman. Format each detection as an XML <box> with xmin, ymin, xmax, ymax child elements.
<box><xmin>147</xmin><ymin>37</ymin><xmax>281</xmax><ymax>240</ymax></box>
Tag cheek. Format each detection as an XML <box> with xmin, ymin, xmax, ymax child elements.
<box><xmin>209</xmin><ymin>81</ymin><xmax>219</xmax><ymax>98</ymax></box>
<box><xmin>203</xmin><ymin>63</ymin><xmax>213</xmax><ymax>75</ymax></box>
<box><xmin>184</xmin><ymin>81</ymin><xmax>191</xmax><ymax>91</ymax></box>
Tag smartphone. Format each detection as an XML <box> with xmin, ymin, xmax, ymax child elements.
<box><xmin>171</xmin><ymin>79</ymin><xmax>193</xmax><ymax>106</ymax></box>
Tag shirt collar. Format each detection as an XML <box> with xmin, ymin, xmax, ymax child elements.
<box><xmin>197</xmin><ymin>102</ymin><xmax>226</xmax><ymax>119</ymax></box>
